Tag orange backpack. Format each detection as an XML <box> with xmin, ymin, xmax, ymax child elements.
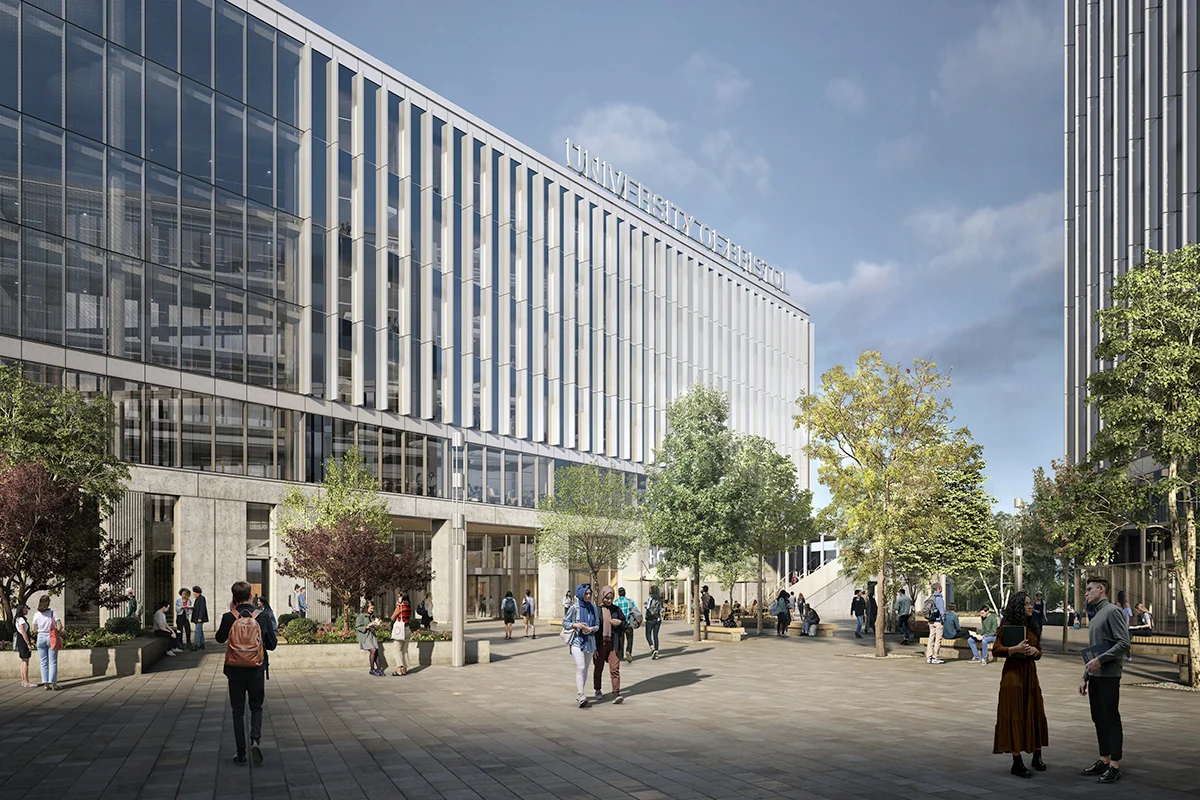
<box><xmin>224</xmin><ymin>609</ymin><xmax>264</xmax><ymax>668</ymax></box>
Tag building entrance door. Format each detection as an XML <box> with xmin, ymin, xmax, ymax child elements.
<box><xmin>247</xmin><ymin>559</ymin><xmax>269</xmax><ymax>603</ymax></box>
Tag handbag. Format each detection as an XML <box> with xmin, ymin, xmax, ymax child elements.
<box><xmin>559</xmin><ymin>628</ymin><xmax>573</xmax><ymax>645</ymax></box>
<box><xmin>49</xmin><ymin>622</ymin><xmax>64</xmax><ymax>651</ymax></box>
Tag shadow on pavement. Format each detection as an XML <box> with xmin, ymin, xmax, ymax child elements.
<box><xmin>58</xmin><ymin>675</ymin><xmax>121</xmax><ymax>690</ymax></box>
<box><xmin>625</xmin><ymin>668</ymin><xmax>708</xmax><ymax>697</ymax></box>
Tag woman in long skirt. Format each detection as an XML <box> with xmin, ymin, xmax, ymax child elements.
<box><xmin>992</xmin><ymin>591</ymin><xmax>1049</xmax><ymax>777</ymax></box>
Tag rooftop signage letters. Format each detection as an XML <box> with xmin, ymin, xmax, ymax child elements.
<box><xmin>564</xmin><ymin>139</ymin><xmax>788</xmax><ymax>294</ymax></box>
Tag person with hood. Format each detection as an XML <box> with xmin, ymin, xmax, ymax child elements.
<box><xmin>562</xmin><ymin>584</ymin><xmax>599</xmax><ymax>708</ymax></box>
<box><xmin>592</xmin><ymin>585</ymin><xmax>627</xmax><ymax>704</ymax></box>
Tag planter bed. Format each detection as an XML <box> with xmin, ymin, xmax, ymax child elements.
<box><xmin>270</xmin><ymin>639</ymin><xmax>490</xmax><ymax>670</ymax></box>
<box><xmin>2</xmin><ymin>635</ymin><xmax>170</xmax><ymax>679</ymax></box>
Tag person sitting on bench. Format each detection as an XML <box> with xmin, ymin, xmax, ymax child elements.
<box><xmin>1129</xmin><ymin>602</ymin><xmax>1154</xmax><ymax>636</ymax></box>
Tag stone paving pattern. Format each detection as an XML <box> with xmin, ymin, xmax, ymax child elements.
<box><xmin>0</xmin><ymin>621</ymin><xmax>1197</xmax><ymax>799</ymax></box>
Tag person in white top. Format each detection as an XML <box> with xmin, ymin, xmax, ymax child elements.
<box><xmin>521</xmin><ymin>590</ymin><xmax>537</xmax><ymax>639</ymax></box>
<box><xmin>31</xmin><ymin>595</ymin><xmax>63</xmax><ymax>690</ymax></box>
<box><xmin>154</xmin><ymin>600</ymin><xmax>184</xmax><ymax>656</ymax></box>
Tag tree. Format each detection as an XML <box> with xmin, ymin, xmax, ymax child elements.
<box><xmin>709</xmin><ymin>555</ymin><xmax>756</xmax><ymax>605</ymax></box>
<box><xmin>1085</xmin><ymin>245</ymin><xmax>1200</xmax><ymax>684</ymax></box>
<box><xmin>535</xmin><ymin>465</ymin><xmax>641</xmax><ymax>592</ymax></box>
<box><xmin>796</xmin><ymin>351</ymin><xmax>985</xmax><ymax>657</ymax></box>
<box><xmin>275</xmin><ymin>446</ymin><xmax>431</xmax><ymax>630</ymax></box>
<box><xmin>729</xmin><ymin>435</ymin><xmax>813</xmax><ymax>634</ymax></box>
<box><xmin>644</xmin><ymin>385</ymin><xmax>743</xmax><ymax>642</ymax></box>
<box><xmin>0</xmin><ymin>367</ymin><xmax>136</xmax><ymax>622</ymax></box>
<box><xmin>952</xmin><ymin>512</ymin><xmax>1056</xmax><ymax>619</ymax></box>
<box><xmin>1027</xmin><ymin>459</ymin><xmax>1148</xmax><ymax>653</ymax></box>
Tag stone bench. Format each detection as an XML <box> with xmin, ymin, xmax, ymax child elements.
<box><xmin>813</xmin><ymin>623</ymin><xmax>836</xmax><ymax>638</ymax></box>
<box><xmin>700</xmin><ymin>625</ymin><xmax>746</xmax><ymax>643</ymax></box>
<box><xmin>2</xmin><ymin>635</ymin><xmax>171</xmax><ymax>679</ymax></box>
<box><xmin>918</xmin><ymin>637</ymin><xmax>990</xmax><ymax>660</ymax></box>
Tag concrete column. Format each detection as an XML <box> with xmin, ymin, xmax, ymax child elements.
<box><xmin>430</xmin><ymin>518</ymin><xmax>453</xmax><ymax>624</ymax></box>
<box><xmin>213</xmin><ymin>499</ymin><xmax>248</xmax><ymax>626</ymax></box>
<box><xmin>538</xmin><ymin>561</ymin><xmax>569</xmax><ymax>621</ymax></box>
<box><xmin>176</xmin><ymin>496</ymin><xmax>217</xmax><ymax>631</ymax></box>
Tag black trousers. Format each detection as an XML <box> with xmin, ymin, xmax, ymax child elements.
<box><xmin>1088</xmin><ymin>677</ymin><xmax>1123</xmax><ymax>762</ymax></box>
<box><xmin>177</xmin><ymin>611</ymin><xmax>191</xmax><ymax>645</ymax></box>
<box><xmin>615</xmin><ymin>625</ymin><xmax>634</xmax><ymax>657</ymax></box>
<box><xmin>228</xmin><ymin>669</ymin><xmax>266</xmax><ymax>756</ymax></box>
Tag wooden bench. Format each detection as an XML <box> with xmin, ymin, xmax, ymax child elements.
<box><xmin>918</xmin><ymin>637</ymin><xmax>985</xmax><ymax>660</ymax></box>
<box><xmin>700</xmin><ymin>625</ymin><xmax>746</xmax><ymax>643</ymax></box>
<box><xmin>1130</xmin><ymin>635</ymin><xmax>1188</xmax><ymax>659</ymax></box>
<box><xmin>813</xmin><ymin>623</ymin><xmax>836</xmax><ymax>638</ymax></box>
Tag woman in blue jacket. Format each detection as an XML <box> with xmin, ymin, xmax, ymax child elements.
<box><xmin>562</xmin><ymin>584</ymin><xmax>599</xmax><ymax>708</ymax></box>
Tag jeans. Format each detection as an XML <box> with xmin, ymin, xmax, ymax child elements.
<box><xmin>570</xmin><ymin>645</ymin><xmax>590</xmax><ymax>698</ymax></box>
<box><xmin>898</xmin><ymin>614</ymin><xmax>911</xmax><ymax>640</ymax></box>
<box><xmin>968</xmin><ymin>635</ymin><xmax>995</xmax><ymax>660</ymax></box>
<box><xmin>644</xmin><ymin>619</ymin><xmax>661</xmax><ymax>651</ymax></box>
<box><xmin>37</xmin><ymin>632</ymin><xmax>57</xmax><ymax>685</ymax></box>
<box><xmin>227</xmin><ymin>669</ymin><xmax>266</xmax><ymax>757</ymax></box>
<box><xmin>194</xmin><ymin>621</ymin><xmax>205</xmax><ymax>648</ymax></box>
<box><xmin>1088</xmin><ymin>677</ymin><xmax>1123</xmax><ymax>762</ymax></box>
<box><xmin>593</xmin><ymin>640</ymin><xmax>621</xmax><ymax>694</ymax></box>
<box><xmin>855</xmin><ymin>614</ymin><xmax>864</xmax><ymax>635</ymax></box>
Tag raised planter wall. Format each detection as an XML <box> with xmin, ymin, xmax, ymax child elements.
<box><xmin>3</xmin><ymin>636</ymin><xmax>170</xmax><ymax>679</ymax></box>
<box><xmin>270</xmin><ymin>639</ymin><xmax>491</xmax><ymax>670</ymax></box>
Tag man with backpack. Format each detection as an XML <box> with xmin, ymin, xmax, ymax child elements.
<box><xmin>614</xmin><ymin>588</ymin><xmax>640</xmax><ymax>663</ymax></box>
<box><xmin>216</xmin><ymin>580</ymin><xmax>278</xmax><ymax>766</ymax></box>
<box><xmin>700</xmin><ymin>586</ymin><xmax>713</xmax><ymax>627</ymax></box>
<box><xmin>923</xmin><ymin>583</ymin><xmax>946</xmax><ymax>665</ymax></box>
<box><xmin>644</xmin><ymin>586</ymin><xmax>664</xmax><ymax>659</ymax></box>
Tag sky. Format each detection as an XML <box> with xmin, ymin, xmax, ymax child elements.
<box><xmin>288</xmin><ymin>0</ymin><xmax>1065</xmax><ymax>513</ymax></box>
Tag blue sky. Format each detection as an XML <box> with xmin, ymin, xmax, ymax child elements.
<box><xmin>289</xmin><ymin>0</ymin><xmax>1065</xmax><ymax>512</ymax></box>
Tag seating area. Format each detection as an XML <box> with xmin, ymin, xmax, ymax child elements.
<box><xmin>917</xmin><ymin>637</ymin><xmax>985</xmax><ymax>660</ymax></box>
<box><xmin>699</xmin><ymin>625</ymin><xmax>746</xmax><ymax>643</ymax></box>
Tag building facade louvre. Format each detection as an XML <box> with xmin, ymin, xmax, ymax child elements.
<box><xmin>0</xmin><ymin>0</ymin><xmax>812</xmax><ymax>624</ymax></box>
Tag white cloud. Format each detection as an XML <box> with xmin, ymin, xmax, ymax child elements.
<box><xmin>682</xmin><ymin>53</ymin><xmax>752</xmax><ymax>107</ymax></box>
<box><xmin>825</xmin><ymin>76</ymin><xmax>866</xmax><ymax>114</ymax></box>
<box><xmin>555</xmin><ymin>103</ymin><xmax>699</xmax><ymax>188</ymax></box>
<box><xmin>792</xmin><ymin>260</ymin><xmax>898</xmax><ymax>306</ymax></box>
<box><xmin>936</xmin><ymin>0</ymin><xmax>1060</xmax><ymax>100</ymax></box>
<box><xmin>907</xmin><ymin>190</ymin><xmax>1062</xmax><ymax>280</ymax></box>
<box><xmin>875</xmin><ymin>134</ymin><xmax>925</xmax><ymax>169</ymax></box>
<box><xmin>700</xmin><ymin>130</ymin><xmax>770</xmax><ymax>194</ymax></box>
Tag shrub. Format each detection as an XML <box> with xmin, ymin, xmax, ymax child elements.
<box><xmin>0</xmin><ymin>619</ymin><xmax>14</xmax><ymax>643</ymax></box>
<box><xmin>104</xmin><ymin>616</ymin><xmax>143</xmax><ymax>635</ymax></box>
<box><xmin>277</xmin><ymin>613</ymin><xmax>299</xmax><ymax>629</ymax></box>
<box><xmin>410</xmin><ymin>629</ymin><xmax>452</xmax><ymax>642</ymax></box>
<box><xmin>282</xmin><ymin>617</ymin><xmax>318</xmax><ymax>643</ymax></box>
<box><xmin>62</xmin><ymin>628</ymin><xmax>136</xmax><ymax>649</ymax></box>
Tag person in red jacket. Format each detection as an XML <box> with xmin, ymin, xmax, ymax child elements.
<box><xmin>389</xmin><ymin>594</ymin><xmax>412</xmax><ymax>676</ymax></box>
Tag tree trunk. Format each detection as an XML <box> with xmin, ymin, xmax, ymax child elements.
<box><xmin>756</xmin><ymin>553</ymin><xmax>764</xmax><ymax>636</ymax></box>
<box><xmin>1062</xmin><ymin>558</ymin><xmax>1071</xmax><ymax>654</ymax></box>
<box><xmin>693</xmin><ymin>555</ymin><xmax>702</xmax><ymax>642</ymax></box>
<box><xmin>1170</xmin><ymin>474</ymin><xmax>1200</xmax><ymax>687</ymax></box>
<box><xmin>874</xmin><ymin>555</ymin><xmax>887</xmax><ymax>658</ymax></box>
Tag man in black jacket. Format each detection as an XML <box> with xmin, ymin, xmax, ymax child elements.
<box><xmin>190</xmin><ymin>585</ymin><xmax>209</xmax><ymax>651</ymax></box>
<box><xmin>216</xmin><ymin>580</ymin><xmax>278</xmax><ymax>766</ymax></box>
<box><xmin>851</xmin><ymin>590</ymin><xmax>867</xmax><ymax>639</ymax></box>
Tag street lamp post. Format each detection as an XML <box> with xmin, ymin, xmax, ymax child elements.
<box><xmin>451</xmin><ymin>432</ymin><xmax>466</xmax><ymax>668</ymax></box>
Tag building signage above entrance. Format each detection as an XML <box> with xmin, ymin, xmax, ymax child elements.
<box><xmin>564</xmin><ymin>139</ymin><xmax>788</xmax><ymax>295</ymax></box>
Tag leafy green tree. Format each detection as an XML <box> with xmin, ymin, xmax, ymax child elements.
<box><xmin>728</xmin><ymin>435</ymin><xmax>813</xmax><ymax>634</ymax></box>
<box><xmin>276</xmin><ymin>446</ymin><xmax>430</xmax><ymax>631</ymax></box>
<box><xmin>0</xmin><ymin>367</ymin><xmax>134</xmax><ymax>623</ymax></box>
<box><xmin>796</xmin><ymin>351</ymin><xmax>984</xmax><ymax>657</ymax></box>
<box><xmin>644</xmin><ymin>385</ymin><xmax>742</xmax><ymax>642</ymax></box>
<box><xmin>1027</xmin><ymin>459</ymin><xmax>1148</xmax><ymax>653</ymax></box>
<box><xmin>708</xmin><ymin>554</ymin><xmax>757</xmax><ymax>607</ymax></box>
<box><xmin>535</xmin><ymin>465</ymin><xmax>641</xmax><ymax>592</ymax></box>
<box><xmin>1084</xmin><ymin>244</ymin><xmax>1200</xmax><ymax>683</ymax></box>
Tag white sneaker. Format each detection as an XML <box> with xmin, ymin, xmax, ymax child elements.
<box><xmin>969</xmin><ymin>657</ymin><xmax>982</xmax><ymax>663</ymax></box>
<box><xmin>166</xmin><ymin>651</ymin><xmax>177</xmax><ymax>657</ymax></box>
<box><xmin>930</xmin><ymin>658</ymin><xmax>945</xmax><ymax>664</ymax></box>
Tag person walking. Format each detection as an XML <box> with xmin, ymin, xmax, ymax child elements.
<box><xmin>1079</xmin><ymin>576</ymin><xmax>1131</xmax><ymax>784</ymax></box>
<box><xmin>216</xmin><ymin>580</ymin><xmax>278</xmax><ymax>766</ymax></box>
<box><xmin>992</xmin><ymin>591</ymin><xmax>1049</xmax><ymax>778</ymax></box>
<box><xmin>13</xmin><ymin>604</ymin><xmax>34</xmax><ymax>687</ymax></box>
<box><xmin>614</xmin><ymin>587</ymin><xmax>638</xmax><ymax>662</ymax></box>
<box><xmin>644</xmin><ymin>585</ymin><xmax>664</xmax><ymax>659</ymax></box>
<box><xmin>521</xmin><ymin>589</ymin><xmax>537</xmax><ymax>639</ymax></box>
<box><xmin>562</xmin><ymin>590</ymin><xmax>573</xmax><ymax>615</ymax></box>
<box><xmin>562</xmin><ymin>584</ymin><xmax>598</xmax><ymax>708</ymax></box>
<box><xmin>771</xmin><ymin>590</ymin><xmax>791</xmax><ymax>637</ymax></box>
<box><xmin>295</xmin><ymin>585</ymin><xmax>308</xmax><ymax>618</ymax></box>
<box><xmin>191</xmin><ymin>586</ymin><xmax>209</xmax><ymax>651</ymax></box>
<box><xmin>1116</xmin><ymin>590</ymin><xmax>1134</xmax><ymax>663</ymax></box>
<box><xmin>592</xmin><ymin>586</ymin><xmax>626</xmax><ymax>704</ymax></box>
<box><xmin>175</xmin><ymin>588</ymin><xmax>193</xmax><ymax>650</ymax></box>
<box><xmin>851</xmin><ymin>589</ymin><xmax>867</xmax><ymax>639</ymax></box>
<box><xmin>925</xmin><ymin>583</ymin><xmax>946</xmax><ymax>664</ymax></box>
<box><xmin>125</xmin><ymin>588</ymin><xmax>140</xmax><ymax>622</ymax></box>
<box><xmin>1032</xmin><ymin>592</ymin><xmax>1047</xmax><ymax>630</ymax></box>
<box><xmin>700</xmin><ymin>585</ymin><xmax>712</xmax><ymax>627</ymax></box>
<box><xmin>32</xmin><ymin>596</ymin><xmax>63</xmax><ymax>691</ymax></box>
<box><xmin>867</xmin><ymin>593</ymin><xmax>879</xmax><ymax>634</ymax></box>
<box><xmin>501</xmin><ymin>591</ymin><xmax>518</xmax><ymax>639</ymax></box>
<box><xmin>894</xmin><ymin>588</ymin><xmax>913</xmax><ymax>645</ymax></box>
<box><xmin>355</xmin><ymin>600</ymin><xmax>384</xmax><ymax>676</ymax></box>
<box><xmin>389</xmin><ymin>594</ymin><xmax>411</xmax><ymax>676</ymax></box>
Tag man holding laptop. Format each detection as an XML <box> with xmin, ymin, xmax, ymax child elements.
<box><xmin>1078</xmin><ymin>576</ymin><xmax>1131</xmax><ymax>784</ymax></box>
<box><xmin>967</xmin><ymin>605</ymin><xmax>999</xmax><ymax>664</ymax></box>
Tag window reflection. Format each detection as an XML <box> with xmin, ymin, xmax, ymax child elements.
<box><xmin>108</xmin><ymin>150</ymin><xmax>143</xmax><ymax>258</ymax></box>
<box><xmin>276</xmin><ymin>34</ymin><xmax>302</xmax><ymax>128</ymax></box>
<box><xmin>22</xmin><ymin>228</ymin><xmax>64</xmax><ymax>344</ymax></box>
<box><xmin>23</xmin><ymin>7</ymin><xmax>63</xmax><ymax>127</ymax></box>
<box><xmin>215</xmin><ymin>2</ymin><xmax>244</xmax><ymax>101</ymax></box>
<box><xmin>66</xmin><ymin>134</ymin><xmax>105</xmax><ymax>247</ymax></box>
<box><xmin>146</xmin><ymin>65</ymin><xmax>180</xmax><ymax>169</ymax></box>
<box><xmin>182</xmin><ymin>81</ymin><xmax>214</xmax><ymax>182</ymax></box>
<box><xmin>22</xmin><ymin>118</ymin><xmax>63</xmax><ymax>236</ymax></box>
<box><xmin>180</xmin><ymin>392</ymin><xmax>212</xmax><ymax>470</ymax></box>
<box><xmin>180</xmin><ymin>272</ymin><xmax>213</xmax><ymax>374</ymax></box>
<box><xmin>246</xmin><ymin>402</ymin><xmax>274</xmax><ymax>477</ymax></box>
<box><xmin>146</xmin><ymin>165</ymin><xmax>180</xmax><ymax>268</ymax></box>
<box><xmin>108</xmin><ymin>46</ymin><xmax>143</xmax><ymax>157</ymax></box>
<box><xmin>214</xmin><ymin>398</ymin><xmax>243</xmax><ymax>474</ymax></box>
<box><xmin>246</xmin><ymin>17</ymin><xmax>274</xmax><ymax>115</ymax></box>
<box><xmin>109</xmin><ymin>0</ymin><xmax>142</xmax><ymax>55</ymax></box>
<box><xmin>65</xmin><ymin>241</ymin><xmax>105</xmax><ymax>352</ymax></box>
<box><xmin>486</xmin><ymin>448</ymin><xmax>500</xmax><ymax>504</ymax></box>
<box><xmin>108</xmin><ymin>254</ymin><xmax>144</xmax><ymax>360</ymax></box>
<box><xmin>405</xmin><ymin>433</ymin><xmax>424</xmax><ymax>495</ymax></box>
<box><xmin>145</xmin><ymin>0</ymin><xmax>179</xmax><ymax>70</ymax></box>
<box><xmin>215</xmin><ymin>97</ymin><xmax>244</xmax><ymax>195</ymax></box>
<box><xmin>181</xmin><ymin>0</ymin><xmax>213</xmax><ymax>86</ymax></box>
<box><xmin>66</xmin><ymin>26</ymin><xmax>105</xmax><ymax>142</ymax></box>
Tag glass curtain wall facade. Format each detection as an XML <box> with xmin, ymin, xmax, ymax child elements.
<box><xmin>0</xmin><ymin>0</ymin><xmax>812</xmax><ymax>621</ymax></box>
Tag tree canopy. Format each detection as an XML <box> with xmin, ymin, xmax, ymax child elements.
<box><xmin>535</xmin><ymin>464</ymin><xmax>642</xmax><ymax>591</ymax></box>
<box><xmin>1085</xmin><ymin>245</ymin><xmax>1200</xmax><ymax>684</ymax></box>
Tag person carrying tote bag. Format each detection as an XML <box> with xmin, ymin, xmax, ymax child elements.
<box><xmin>32</xmin><ymin>596</ymin><xmax>64</xmax><ymax>690</ymax></box>
<box><xmin>389</xmin><ymin>595</ymin><xmax>412</xmax><ymax>676</ymax></box>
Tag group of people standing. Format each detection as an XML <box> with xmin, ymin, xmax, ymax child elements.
<box><xmin>10</xmin><ymin>596</ymin><xmax>66</xmax><ymax>690</ymax></box>
<box><xmin>561</xmin><ymin>583</ymin><xmax>663</xmax><ymax>707</ymax></box>
<box><xmin>769</xmin><ymin>589</ymin><xmax>819</xmax><ymax>637</ymax></box>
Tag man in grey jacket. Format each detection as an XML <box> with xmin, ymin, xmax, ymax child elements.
<box><xmin>1078</xmin><ymin>576</ymin><xmax>1131</xmax><ymax>784</ymax></box>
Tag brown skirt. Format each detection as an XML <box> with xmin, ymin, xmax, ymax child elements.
<box><xmin>993</xmin><ymin>655</ymin><xmax>1049</xmax><ymax>754</ymax></box>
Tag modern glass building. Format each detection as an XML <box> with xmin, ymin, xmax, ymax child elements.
<box><xmin>0</xmin><ymin>0</ymin><xmax>813</xmax><ymax>624</ymax></box>
<box><xmin>1064</xmin><ymin>0</ymin><xmax>1190</xmax><ymax>634</ymax></box>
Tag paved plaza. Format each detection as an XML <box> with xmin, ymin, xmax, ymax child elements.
<box><xmin>1</xmin><ymin>621</ymin><xmax>1197</xmax><ymax>800</ymax></box>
